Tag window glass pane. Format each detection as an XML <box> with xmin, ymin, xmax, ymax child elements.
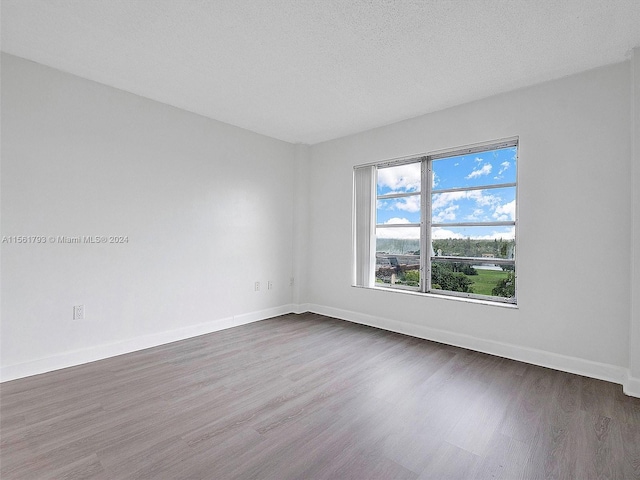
<box><xmin>376</xmin><ymin>226</ymin><xmax>420</xmax><ymax>253</ymax></box>
<box><xmin>431</xmin><ymin>226</ymin><xmax>515</xmax><ymax>259</ymax></box>
<box><xmin>431</xmin><ymin>258</ymin><xmax>515</xmax><ymax>300</ymax></box>
<box><xmin>377</xmin><ymin>195</ymin><xmax>421</xmax><ymax>225</ymax></box>
<box><xmin>433</xmin><ymin>146</ymin><xmax>517</xmax><ymax>190</ymax></box>
<box><xmin>377</xmin><ymin>162</ymin><xmax>421</xmax><ymax>196</ymax></box>
<box><xmin>375</xmin><ymin>227</ymin><xmax>420</xmax><ymax>289</ymax></box>
<box><xmin>431</xmin><ymin>187</ymin><xmax>515</xmax><ymax>224</ymax></box>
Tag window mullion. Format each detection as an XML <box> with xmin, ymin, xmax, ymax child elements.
<box><xmin>421</xmin><ymin>159</ymin><xmax>432</xmax><ymax>293</ymax></box>
<box><xmin>431</xmin><ymin>221</ymin><xmax>515</xmax><ymax>228</ymax></box>
<box><xmin>432</xmin><ymin>182</ymin><xmax>516</xmax><ymax>195</ymax></box>
<box><xmin>376</xmin><ymin>223</ymin><xmax>421</xmax><ymax>228</ymax></box>
<box><xmin>377</xmin><ymin>191</ymin><xmax>421</xmax><ymax>200</ymax></box>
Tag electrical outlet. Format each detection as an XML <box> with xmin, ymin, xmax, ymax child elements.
<box><xmin>290</xmin><ymin>277</ymin><xmax>295</xmax><ymax>287</ymax></box>
<box><xmin>268</xmin><ymin>281</ymin><xmax>273</xmax><ymax>290</ymax></box>
<box><xmin>255</xmin><ymin>281</ymin><xmax>260</xmax><ymax>291</ymax></box>
<box><xmin>73</xmin><ymin>305</ymin><xmax>85</xmax><ymax>320</ymax></box>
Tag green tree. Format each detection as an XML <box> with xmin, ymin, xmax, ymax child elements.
<box><xmin>447</xmin><ymin>262</ymin><xmax>478</xmax><ymax>275</ymax></box>
<box><xmin>403</xmin><ymin>269</ymin><xmax>420</xmax><ymax>286</ymax></box>
<box><xmin>431</xmin><ymin>263</ymin><xmax>474</xmax><ymax>293</ymax></box>
<box><xmin>464</xmin><ymin>237</ymin><xmax>472</xmax><ymax>256</ymax></box>
<box><xmin>492</xmin><ymin>272</ymin><xmax>515</xmax><ymax>298</ymax></box>
<box><xmin>461</xmin><ymin>264</ymin><xmax>478</xmax><ymax>276</ymax></box>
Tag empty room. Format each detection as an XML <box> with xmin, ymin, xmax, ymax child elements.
<box><xmin>2</xmin><ymin>1</ymin><xmax>640</xmax><ymax>478</ymax></box>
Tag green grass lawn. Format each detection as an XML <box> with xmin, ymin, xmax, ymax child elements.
<box><xmin>469</xmin><ymin>268</ymin><xmax>510</xmax><ymax>296</ymax></box>
<box><xmin>376</xmin><ymin>267</ymin><xmax>511</xmax><ymax>296</ymax></box>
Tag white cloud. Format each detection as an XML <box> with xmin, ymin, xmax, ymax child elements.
<box><xmin>432</xmin><ymin>191</ymin><xmax>467</xmax><ymax>210</ymax></box>
<box><xmin>377</xmin><ymin>229</ymin><xmax>419</xmax><ymax>239</ymax></box>
<box><xmin>385</xmin><ymin>217</ymin><xmax>411</xmax><ymax>224</ymax></box>
<box><xmin>465</xmin><ymin>208</ymin><xmax>486</xmax><ymax>221</ymax></box>
<box><xmin>474</xmin><ymin>227</ymin><xmax>516</xmax><ymax>240</ymax></box>
<box><xmin>494</xmin><ymin>161</ymin><xmax>510</xmax><ymax>179</ymax></box>
<box><xmin>492</xmin><ymin>200</ymin><xmax>516</xmax><ymax>221</ymax></box>
<box><xmin>377</xmin><ymin>218</ymin><xmax>420</xmax><ymax>239</ymax></box>
<box><xmin>466</xmin><ymin>164</ymin><xmax>492</xmax><ymax>179</ymax></box>
<box><xmin>432</xmin><ymin>189</ymin><xmax>500</xmax><ymax>212</ymax></box>
<box><xmin>433</xmin><ymin>205</ymin><xmax>458</xmax><ymax>223</ymax></box>
<box><xmin>393</xmin><ymin>195</ymin><xmax>420</xmax><ymax>213</ymax></box>
<box><xmin>432</xmin><ymin>228</ymin><xmax>464</xmax><ymax>239</ymax></box>
<box><xmin>470</xmin><ymin>190</ymin><xmax>500</xmax><ymax>207</ymax></box>
<box><xmin>474</xmin><ymin>157</ymin><xmax>483</xmax><ymax>163</ymax></box>
<box><xmin>377</xmin><ymin>163</ymin><xmax>421</xmax><ymax>193</ymax></box>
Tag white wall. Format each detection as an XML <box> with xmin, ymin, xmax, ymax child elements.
<box><xmin>1</xmin><ymin>54</ymin><xmax>295</xmax><ymax>380</ymax></box>
<box><xmin>305</xmin><ymin>61</ymin><xmax>634</xmax><ymax>389</ymax></box>
<box><xmin>630</xmin><ymin>48</ymin><xmax>640</xmax><ymax>393</ymax></box>
<box><xmin>2</xmin><ymin>52</ymin><xmax>638</xmax><ymax>396</ymax></box>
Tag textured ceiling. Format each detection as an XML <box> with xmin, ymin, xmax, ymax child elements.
<box><xmin>2</xmin><ymin>0</ymin><xmax>640</xmax><ymax>144</ymax></box>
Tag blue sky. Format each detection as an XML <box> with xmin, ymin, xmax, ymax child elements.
<box><xmin>376</xmin><ymin>147</ymin><xmax>517</xmax><ymax>240</ymax></box>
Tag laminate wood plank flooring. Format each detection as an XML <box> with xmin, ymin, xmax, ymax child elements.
<box><xmin>1</xmin><ymin>312</ymin><xmax>639</xmax><ymax>479</ymax></box>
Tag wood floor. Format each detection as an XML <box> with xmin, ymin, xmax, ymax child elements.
<box><xmin>1</xmin><ymin>313</ymin><xmax>639</xmax><ymax>479</ymax></box>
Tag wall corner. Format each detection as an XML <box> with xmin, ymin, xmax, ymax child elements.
<box><xmin>292</xmin><ymin>143</ymin><xmax>311</xmax><ymax>306</ymax></box>
<box><xmin>630</xmin><ymin>47</ymin><xmax>640</xmax><ymax>386</ymax></box>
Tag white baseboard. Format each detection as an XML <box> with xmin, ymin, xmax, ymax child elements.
<box><xmin>0</xmin><ymin>304</ymin><xmax>294</xmax><ymax>383</ymax></box>
<box><xmin>624</xmin><ymin>371</ymin><xmax>640</xmax><ymax>397</ymax></box>
<box><xmin>4</xmin><ymin>302</ymin><xmax>638</xmax><ymax>399</ymax></box>
<box><xmin>302</xmin><ymin>303</ymin><xmax>639</xmax><ymax>398</ymax></box>
<box><xmin>292</xmin><ymin>303</ymin><xmax>312</xmax><ymax>314</ymax></box>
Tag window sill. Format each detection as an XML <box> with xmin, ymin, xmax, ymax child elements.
<box><xmin>353</xmin><ymin>284</ymin><xmax>518</xmax><ymax>309</ymax></box>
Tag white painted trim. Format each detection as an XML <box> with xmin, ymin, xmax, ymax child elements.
<box><xmin>0</xmin><ymin>304</ymin><xmax>294</xmax><ymax>383</ymax></box>
<box><xmin>292</xmin><ymin>303</ymin><xmax>312</xmax><ymax>314</ymax></box>
<box><xmin>625</xmin><ymin>371</ymin><xmax>640</xmax><ymax>398</ymax></box>
<box><xmin>302</xmin><ymin>303</ymin><xmax>638</xmax><ymax>398</ymax></box>
<box><xmin>4</xmin><ymin>301</ymin><xmax>638</xmax><ymax>399</ymax></box>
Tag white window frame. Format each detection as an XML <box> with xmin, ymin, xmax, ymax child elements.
<box><xmin>353</xmin><ymin>137</ymin><xmax>518</xmax><ymax>305</ymax></box>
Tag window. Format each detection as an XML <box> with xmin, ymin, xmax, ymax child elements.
<box><xmin>353</xmin><ymin>139</ymin><xmax>517</xmax><ymax>304</ymax></box>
